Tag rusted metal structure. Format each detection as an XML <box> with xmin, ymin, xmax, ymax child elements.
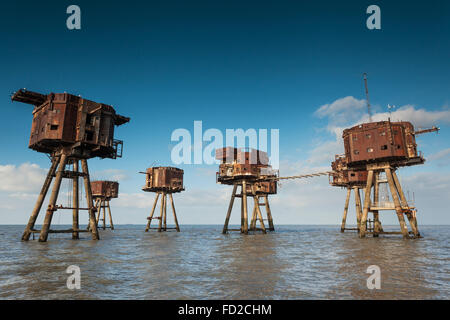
<box><xmin>217</xmin><ymin>147</ymin><xmax>278</xmax><ymax>234</ymax></box>
<box><xmin>330</xmin><ymin>155</ymin><xmax>372</xmax><ymax>233</ymax></box>
<box><xmin>91</xmin><ymin>180</ymin><xmax>119</xmax><ymax>230</ymax></box>
<box><xmin>12</xmin><ymin>89</ymin><xmax>129</xmax><ymax>242</ymax></box>
<box><xmin>141</xmin><ymin>167</ymin><xmax>184</xmax><ymax>232</ymax></box>
<box><xmin>217</xmin><ymin>148</ymin><xmax>339</xmax><ymax>234</ymax></box>
<box><xmin>343</xmin><ymin>121</ymin><xmax>426</xmax><ymax>167</ymax></box>
<box><xmin>340</xmin><ymin>119</ymin><xmax>439</xmax><ymax>238</ymax></box>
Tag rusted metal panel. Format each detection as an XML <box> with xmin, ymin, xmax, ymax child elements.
<box><xmin>217</xmin><ymin>163</ymin><xmax>261</xmax><ymax>183</ymax></box>
<box><xmin>91</xmin><ymin>181</ymin><xmax>119</xmax><ymax>198</ymax></box>
<box><xmin>11</xmin><ymin>89</ymin><xmax>130</xmax><ymax>159</ymax></box>
<box><xmin>11</xmin><ymin>89</ymin><xmax>46</xmax><ymax>105</ymax></box>
<box><xmin>233</xmin><ymin>163</ymin><xmax>260</xmax><ymax>176</ymax></box>
<box><xmin>216</xmin><ymin>163</ymin><xmax>278</xmax><ymax>184</ymax></box>
<box><xmin>237</xmin><ymin>148</ymin><xmax>269</xmax><ymax>165</ymax></box>
<box><xmin>215</xmin><ymin>147</ymin><xmax>237</xmax><ymax>162</ymax></box>
<box><xmin>331</xmin><ymin>155</ymin><xmax>367</xmax><ymax>187</ymax></box>
<box><xmin>246</xmin><ymin>181</ymin><xmax>277</xmax><ymax>194</ymax></box>
<box><xmin>216</xmin><ymin>147</ymin><xmax>269</xmax><ymax>165</ymax></box>
<box><xmin>343</xmin><ymin>120</ymin><xmax>422</xmax><ymax>168</ymax></box>
<box><xmin>347</xmin><ymin>170</ymin><xmax>368</xmax><ymax>184</ymax></box>
<box><xmin>216</xmin><ymin>147</ymin><xmax>275</xmax><ymax>184</ymax></box>
<box><xmin>142</xmin><ymin>167</ymin><xmax>184</xmax><ymax>192</ymax></box>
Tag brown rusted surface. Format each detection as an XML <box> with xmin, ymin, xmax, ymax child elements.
<box><xmin>11</xmin><ymin>89</ymin><xmax>130</xmax><ymax>159</ymax></box>
<box><xmin>414</xmin><ymin>126</ymin><xmax>439</xmax><ymax>135</ymax></box>
<box><xmin>91</xmin><ymin>181</ymin><xmax>119</xmax><ymax>199</ymax></box>
<box><xmin>215</xmin><ymin>147</ymin><xmax>238</xmax><ymax>162</ymax></box>
<box><xmin>142</xmin><ymin>167</ymin><xmax>184</xmax><ymax>193</ymax></box>
<box><xmin>246</xmin><ymin>181</ymin><xmax>277</xmax><ymax>195</ymax></box>
<box><xmin>330</xmin><ymin>155</ymin><xmax>367</xmax><ymax>188</ymax></box>
<box><xmin>218</xmin><ymin>163</ymin><xmax>260</xmax><ymax>181</ymax></box>
<box><xmin>216</xmin><ymin>147</ymin><xmax>269</xmax><ymax>165</ymax></box>
<box><xmin>343</xmin><ymin>120</ymin><xmax>424</xmax><ymax>168</ymax></box>
<box><xmin>336</xmin><ymin>118</ymin><xmax>438</xmax><ymax>238</ymax></box>
<box><xmin>217</xmin><ymin>163</ymin><xmax>278</xmax><ymax>184</ymax></box>
<box><xmin>13</xmin><ymin>88</ymin><xmax>129</xmax><ymax>242</ymax></box>
<box><xmin>237</xmin><ymin>148</ymin><xmax>269</xmax><ymax>166</ymax></box>
<box><xmin>216</xmin><ymin>147</ymin><xmax>277</xmax><ymax>185</ymax></box>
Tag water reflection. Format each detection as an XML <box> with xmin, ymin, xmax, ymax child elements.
<box><xmin>0</xmin><ymin>225</ymin><xmax>448</xmax><ymax>299</ymax></box>
<box><xmin>327</xmin><ymin>232</ymin><xmax>441</xmax><ymax>299</ymax></box>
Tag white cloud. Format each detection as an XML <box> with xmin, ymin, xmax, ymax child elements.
<box><xmin>308</xmin><ymin>97</ymin><xmax>450</xmax><ymax>168</ymax></box>
<box><xmin>271</xmin><ymin>96</ymin><xmax>450</xmax><ymax>225</ymax></box>
<box><xmin>364</xmin><ymin>105</ymin><xmax>450</xmax><ymax>128</ymax></box>
<box><xmin>0</xmin><ymin>163</ymin><xmax>46</xmax><ymax>192</ymax></box>
<box><xmin>304</xmin><ymin>139</ymin><xmax>343</xmax><ymax>167</ymax></box>
<box><xmin>91</xmin><ymin>169</ymin><xmax>129</xmax><ymax>182</ymax></box>
<box><xmin>1</xmin><ymin>167</ymin><xmax>449</xmax><ymax>225</ymax></box>
<box><xmin>427</xmin><ymin>148</ymin><xmax>450</xmax><ymax>166</ymax></box>
<box><xmin>402</xmin><ymin>172</ymin><xmax>450</xmax><ymax>192</ymax></box>
<box><xmin>278</xmin><ymin>159</ymin><xmax>330</xmax><ymax>177</ymax></box>
<box><xmin>194</xmin><ymin>167</ymin><xmax>217</xmax><ymax>177</ymax></box>
<box><xmin>179</xmin><ymin>187</ymin><xmax>229</xmax><ymax>207</ymax></box>
<box><xmin>115</xmin><ymin>193</ymin><xmax>151</xmax><ymax>209</ymax></box>
<box><xmin>428</xmin><ymin>148</ymin><xmax>450</xmax><ymax>161</ymax></box>
<box><xmin>116</xmin><ymin>187</ymin><xmax>229</xmax><ymax>210</ymax></box>
<box><xmin>8</xmin><ymin>192</ymin><xmax>37</xmax><ymax>200</ymax></box>
<box><xmin>315</xmin><ymin>96</ymin><xmax>366</xmax><ymax>119</ymax></box>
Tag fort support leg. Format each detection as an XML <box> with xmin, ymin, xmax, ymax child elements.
<box><xmin>249</xmin><ymin>185</ymin><xmax>257</xmax><ymax>231</ymax></box>
<box><xmin>359</xmin><ymin>170</ymin><xmax>374</xmax><ymax>238</ymax></box>
<box><xmin>354</xmin><ymin>187</ymin><xmax>362</xmax><ymax>232</ymax></box>
<box><xmin>163</xmin><ymin>194</ymin><xmax>167</xmax><ymax>231</ymax></box>
<box><xmin>242</xmin><ymin>180</ymin><xmax>249</xmax><ymax>234</ymax></box>
<box><xmin>223</xmin><ymin>184</ymin><xmax>237</xmax><ymax>234</ymax></box>
<box><xmin>98</xmin><ymin>199</ymin><xmax>103</xmax><ymax>229</ymax></box>
<box><xmin>95</xmin><ymin>199</ymin><xmax>99</xmax><ymax>226</ymax></box>
<box><xmin>81</xmin><ymin>159</ymin><xmax>99</xmax><ymax>240</ymax></box>
<box><xmin>264</xmin><ymin>195</ymin><xmax>275</xmax><ymax>231</ymax></box>
<box><xmin>373</xmin><ymin>212</ymin><xmax>383</xmax><ymax>236</ymax></box>
<box><xmin>72</xmin><ymin>160</ymin><xmax>79</xmax><ymax>240</ymax></box>
<box><xmin>409</xmin><ymin>210</ymin><xmax>420</xmax><ymax>238</ymax></box>
<box><xmin>95</xmin><ymin>199</ymin><xmax>101</xmax><ymax>225</ymax></box>
<box><xmin>392</xmin><ymin>170</ymin><xmax>420</xmax><ymax>238</ymax></box>
<box><xmin>255</xmin><ymin>199</ymin><xmax>267</xmax><ymax>234</ymax></box>
<box><xmin>340</xmin><ymin>188</ymin><xmax>351</xmax><ymax>232</ymax></box>
<box><xmin>373</xmin><ymin>172</ymin><xmax>382</xmax><ymax>237</ymax></box>
<box><xmin>22</xmin><ymin>156</ymin><xmax>59</xmax><ymax>241</ymax></box>
<box><xmin>373</xmin><ymin>180</ymin><xmax>384</xmax><ymax>235</ymax></box>
<box><xmin>250</xmin><ymin>203</ymin><xmax>257</xmax><ymax>231</ymax></box>
<box><xmin>146</xmin><ymin>193</ymin><xmax>160</xmax><ymax>231</ymax></box>
<box><xmin>391</xmin><ymin>170</ymin><xmax>407</xmax><ymax>207</ymax></box>
<box><xmin>385</xmin><ymin>168</ymin><xmax>409</xmax><ymax>239</ymax></box>
<box><xmin>39</xmin><ymin>153</ymin><xmax>68</xmax><ymax>242</ymax></box>
<box><xmin>240</xmin><ymin>185</ymin><xmax>244</xmax><ymax>233</ymax></box>
<box><xmin>405</xmin><ymin>212</ymin><xmax>420</xmax><ymax>238</ymax></box>
<box><xmin>158</xmin><ymin>193</ymin><xmax>164</xmax><ymax>232</ymax></box>
<box><xmin>250</xmin><ymin>185</ymin><xmax>266</xmax><ymax>234</ymax></box>
<box><xmin>107</xmin><ymin>200</ymin><xmax>114</xmax><ymax>230</ymax></box>
<box><xmin>102</xmin><ymin>199</ymin><xmax>106</xmax><ymax>230</ymax></box>
<box><xmin>169</xmin><ymin>193</ymin><xmax>180</xmax><ymax>232</ymax></box>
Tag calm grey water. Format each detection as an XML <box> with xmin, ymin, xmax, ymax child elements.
<box><xmin>0</xmin><ymin>225</ymin><xmax>448</xmax><ymax>300</ymax></box>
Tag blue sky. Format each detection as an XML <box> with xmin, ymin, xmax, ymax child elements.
<box><xmin>0</xmin><ymin>0</ymin><xmax>449</xmax><ymax>226</ymax></box>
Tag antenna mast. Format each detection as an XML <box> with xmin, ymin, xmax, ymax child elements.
<box><xmin>363</xmin><ymin>73</ymin><xmax>373</xmax><ymax>122</ymax></box>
